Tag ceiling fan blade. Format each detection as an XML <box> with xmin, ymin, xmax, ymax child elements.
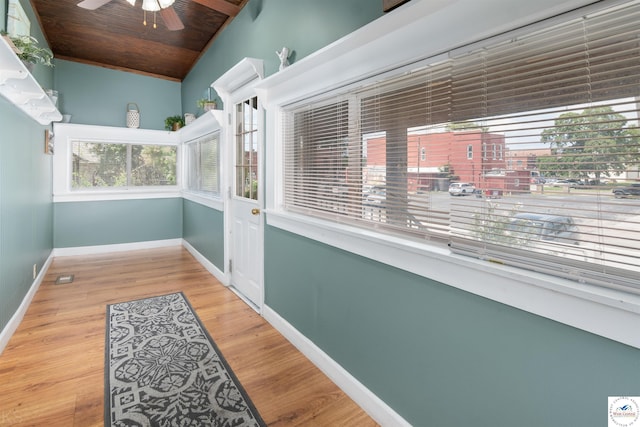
<box><xmin>77</xmin><ymin>0</ymin><xmax>114</xmax><ymax>10</ymax></box>
<box><xmin>160</xmin><ymin>6</ymin><xmax>185</xmax><ymax>31</ymax></box>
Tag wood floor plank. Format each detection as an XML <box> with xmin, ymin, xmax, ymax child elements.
<box><xmin>0</xmin><ymin>247</ymin><xmax>378</xmax><ymax>426</ymax></box>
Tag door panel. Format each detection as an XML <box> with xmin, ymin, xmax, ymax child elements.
<box><xmin>229</xmin><ymin>96</ymin><xmax>263</xmax><ymax>308</ymax></box>
<box><xmin>230</xmin><ymin>197</ymin><xmax>261</xmax><ymax>305</ymax></box>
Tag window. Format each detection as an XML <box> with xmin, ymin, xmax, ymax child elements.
<box><xmin>72</xmin><ymin>141</ymin><xmax>176</xmax><ymax>189</ymax></box>
<box><xmin>235</xmin><ymin>97</ymin><xmax>259</xmax><ymax>199</ymax></box>
<box><xmin>421</xmin><ymin>147</ymin><xmax>427</xmax><ymax>161</ymax></box>
<box><xmin>283</xmin><ymin>1</ymin><xmax>640</xmax><ymax>294</ymax></box>
<box><xmin>185</xmin><ymin>131</ymin><xmax>220</xmax><ymax>195</ymax></box>
<box><xmin>467</xmin><ymin>145</ymin><xmax>473</xmax><ymax>160</ymax></box>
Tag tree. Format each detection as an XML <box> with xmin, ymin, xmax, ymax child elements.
<box><xmin>538</xmin><ymin>106</ymin><xmax>636</xmax><ymax>181</ymax></box>
<box><xmin>446</xmin><ymin>121</ymin><xmax>489</xmax><ymax>133</ymax></box>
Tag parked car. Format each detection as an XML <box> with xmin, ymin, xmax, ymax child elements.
<box><xmin>553</xmin><ymin>179</ymin><xmax>584</xmax><ymax>188</ymax></box>
<box><xmin>612</xmin><ymin>183</ymin><xmax>640</xmax><ymax>198</ymax></box>
<box><xmin>506</xmin><ymin>213</ymin><xmax>580</xmax><ymax>244</ymax></box>
<box><xmin>449</xmin><ymin>182</ymin><xmax>476</xmax><ymax>196</ymax></box>
<box><xmin>364</xmin><ymin>186</ymin><xmax>386</xmax><ymax>206</ymax></box>
<box><xmin>474</xmin><ymin>189</ymin><xmax>502</xmax><ymax>199</ymax></box>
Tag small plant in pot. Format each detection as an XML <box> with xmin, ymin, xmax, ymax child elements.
<box><xmin>165</xmin><ymin>115</ymin><xmax>185</xmax><ymax>131</ymax></box>
<box><xmin>197</xmin><ymin>98</ymin><xmax>217</xmax><ymax>113</ymax></box>
<box><xmin>2</xmin><ymin>32</ymin><xmax>54</xmax><ymax>69</ymax></box>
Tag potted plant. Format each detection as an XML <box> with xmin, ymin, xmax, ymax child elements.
<box><xmin>197</xmin><ymin>98</ymin><xmax>217</xmax><ymax>112</ymax></box>
<box><xmin>2</xmin><ymin>32</ymin><xmax>54</xmax><ymax>69</ymax></box>
<box><xmin>165</xmin><ymin>115</ymin><xmax>185</xmax><ymax>131</ymax></box>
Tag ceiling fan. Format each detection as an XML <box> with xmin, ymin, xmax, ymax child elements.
<box><xmin>77</xmin><ymin>0</ymin><xmax>185</xmax><ymax>31</ymax></box>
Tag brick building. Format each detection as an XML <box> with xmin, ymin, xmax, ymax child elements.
<box><xmin>365</xmin><ymin>129</ymin><xmax>528</xmax><ymax>192</ymax></box>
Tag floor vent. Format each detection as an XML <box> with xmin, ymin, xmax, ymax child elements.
<box><xmin>55</xmin><ymin>274</ymin><xmax>75</xmax><ymax>285</ymax></box>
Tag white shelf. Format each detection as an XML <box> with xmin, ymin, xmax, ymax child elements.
<box><xmin>0</xmin><ymin>36</ymin><xmax>62</xmax><ymax>125</ymax></box>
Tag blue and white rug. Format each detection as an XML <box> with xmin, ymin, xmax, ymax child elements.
<box><xmin>105</xmin><ymin>292</ymin><xmax>265</xmax><ymax>427</ymax></box>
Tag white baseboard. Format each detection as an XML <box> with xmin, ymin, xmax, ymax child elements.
<box><xmin>262</xmin><ymin>305</ymin><xmax>411</xmax><ymax>427</ymax></box>
<box><xmin>181</xmin><ymin>239</ymin><xmax>227</xmax><ymax>285</ymax></box>
<box><xmin>52</xmin><ymin>238</ymin><xmax>183</xmax><ymax>257</ymax></box>
<box><xmin>0</xmin><ymin>252</ymin><xmax>54</xmax><ymax>355</ymax></box>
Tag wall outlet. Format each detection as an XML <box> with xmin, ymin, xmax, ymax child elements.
<box><xmin>32</xmin><ymin>264</ymin><xmax>37</xmax><ymax>280</ymax></box>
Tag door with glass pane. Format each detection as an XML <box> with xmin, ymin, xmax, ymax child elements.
<box><xmin>229</xmin><ymin>96</ymin><xmax>263</xmax><ymax>308</ymax></box>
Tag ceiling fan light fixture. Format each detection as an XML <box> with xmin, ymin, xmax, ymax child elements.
<box><xmin>141</xmin><ymin>0</ymin><xmax>160</xmax><ymax>12</ymax></box>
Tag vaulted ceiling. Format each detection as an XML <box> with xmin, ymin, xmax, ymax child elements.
<box><xmin>30</xmin><ymin>0</ymin><xmax>249</xmax><ymax>81</ymax></box>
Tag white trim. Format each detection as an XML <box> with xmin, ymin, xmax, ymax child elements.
<box><xmin>181</xmin><ymin>239</ymin><xmax>227</xmax><ymax>285</ymax></box>
<box><xmin>0</xmin><ymin>252</ymin><xmax>54</xmax><ymax>355</ymax></box>
<box><xmin>181</xmin><ymin>192</ymin><xmax>224</xmax><ymax>211</ymax></box>
<box><xmin>0</xmin><ymin>36</ymin><xmax>62</xmax><ymax>124</ymax></box>
<box><xmin>179</xmin><ymin>110</ymin><xmax>225</xmax><ymax>142</ymax></box>
<box><xmin>262</xmin><ymin>305</ymin><xmax>411</xmax><ymax>427</ymax></box>
<box><xmin>54</xmin><ymin>191</ymin><xmax>181</xmax><ymax>203</ymax></box>
<box><xmin>211</xmin><ymin>57</ymin><xmax>264</xmax><ymax>97</ymax></box>
<box><xmin>267</xmin><ymin>211</ymin><xmax>640</xmax><ymax>349</ymax></box>
<box><xmin>52</xmin><ymin>123</ymin><xmax>181</xmax><ymax>200</ymax></box>
<box><xmin>52</xmin><ymin>238</ymin><xmax>182</xmax><ymax>257</ymax></box>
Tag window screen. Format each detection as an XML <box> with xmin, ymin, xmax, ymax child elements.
<box><xmin>282</xmin><ymin>1</ymin><xmax>640</xmax><ymax>293</ymax></box>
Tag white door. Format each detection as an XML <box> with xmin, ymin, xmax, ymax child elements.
<box><xmin>229</xmin><ymin>96</ymin><xmax>263</xmax><ymax>308</ymax></box>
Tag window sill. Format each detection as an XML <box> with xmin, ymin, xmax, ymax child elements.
<box><xmin>266</xmin><ymin>210</ymin><xmax>640</xmax><ymax>350</ymax></box>
<box><xmin>53</xmin><ymin>188</ymin><xmax>181</xmax><ymax>203</ymax></box>
<box><xmin>182</xmin><ymin>191</ymin><xmax>223</xmax><ymax>211</ymax></box>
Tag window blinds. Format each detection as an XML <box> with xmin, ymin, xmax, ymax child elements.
<box><xmin>185</xmin><ymin>132</ymin><xmax>220</xmax><ymax>195</ymax></box>
<box><xmin>282</xmin><ymin>0</ymin><xmax>640</xmax><ymax>292</ymax></box>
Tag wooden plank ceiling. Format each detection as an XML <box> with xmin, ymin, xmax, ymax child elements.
<box><xmin>30</xmin><ymin>0</ymin><xmax>248</xmax><ymax>81</ymax></box>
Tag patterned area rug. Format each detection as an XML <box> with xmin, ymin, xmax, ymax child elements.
<box><xmin>105</xmin><ymin>292</ymin><xmax>266</xmax><ymax>427</ymax></box>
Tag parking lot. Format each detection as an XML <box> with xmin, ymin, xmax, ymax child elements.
<box><xmin>407</xmin><ymin>189</ymin><xmax>640</xmax><ymax>272</ymax></box>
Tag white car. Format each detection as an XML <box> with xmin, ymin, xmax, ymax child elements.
<box><xmin>449</xmin><ymin>182</ymin><xmax>475</xmax><ymax>196</ymax></box>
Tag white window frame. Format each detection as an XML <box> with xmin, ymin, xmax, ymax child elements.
<box><xmin>53</xmin><ymin>123</ymin><xmax>181</xmax><ymax>202</ymax></box>
<box><xmin>180</xmin><ymin>110</ymin><xmax>225</xmax><ymax>211</ymax></box>
<box><xmin>259</xmin><ymin>0</ymin><xmax>640</xmax><ymax>350</ymax></box>
<box><xmin>183</xmin><ymin>131</ymin><xmax>221</xmax><ymax>197</ymax></box>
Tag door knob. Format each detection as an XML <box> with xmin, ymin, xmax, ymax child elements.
<box><xmin>251</xmin><ymin>208</ymin><xmax>261</xmax><ymax>215</ymax></box>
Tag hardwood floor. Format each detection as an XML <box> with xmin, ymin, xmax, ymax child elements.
<box><xmin>0</xmin><ymin>246</ymin><xmax>378</xmax><ymax>426</ymax></box>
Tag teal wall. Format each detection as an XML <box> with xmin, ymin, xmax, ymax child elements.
<box><xmin>53</xmin><ymin>60</ymin><xmax>181</xmax><ymax>130</ymax></box>
<box><xmin>8</xmin><ymin>1</ymin><xmax>637</xmax><ymax>426</ymax></box>
<box><xmin>0</xmin><ymin>0</ymin><xmax>54</xmax><ymax>336</ymax></box>
<box><xmin>0</xmin><ymin>96</ymin><xmax>53</xmax><ymax>334</ymax></box>
<box><xmin>181</xmin><ymin>0</ymin><xmax>383</xmax><ymax>115</ymax></box>
<box><xmin>182</xmin><ymin>200</ymin><xmax>224</xmax><ymax>271</ymax></box>
<box><xmin>264</xmin><ymin>226</ymin><xmax>640</xmax><ymax>427</ymax></box>
<box><xmin>53</xmin><ymin>198</ymin><xmax>182</xmax><ymax>248</ymax></box>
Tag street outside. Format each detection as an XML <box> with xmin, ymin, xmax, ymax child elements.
<box><xmin>402</xmin><ymin>187</ymin><xmax>640</xmax><ymax>272</ymax></box>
